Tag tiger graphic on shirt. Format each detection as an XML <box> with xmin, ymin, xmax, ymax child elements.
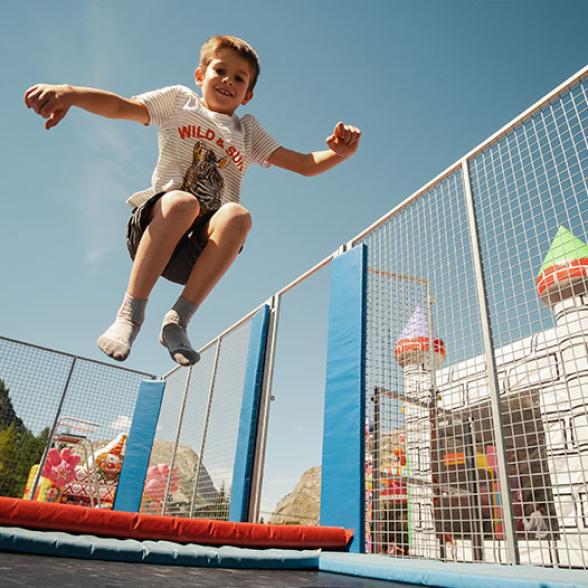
<box><xmin>181</xmin><ymin>141</ymin><xmax>229</xmax><ymax>215</ymax></box>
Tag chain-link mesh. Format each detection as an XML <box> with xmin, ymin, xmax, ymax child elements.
<box><xmin>258</xmin><ymin>268</ymin><xmax>331</xmax><ymax>526</ymax></box>
<box><xmin>192</xmin><ymin>320</ymin><xmax>252</xmax><ymax>519</ymax></box>
<box><xmin>139</xmin><ymin>363</ymin><xmax>193</xmax><ymax>515</ymax></box>
<box><xmin>0</xmin><ymin>336</ymin><xmax>154</xmax><ymax>507</ymax></box>
<box><xmin>469</xmin><ymin>77</ymin><xmax>588</xmax><ymax>567</ymax></box>
<box><xmin>149</xmin><ymin>317</ymin><xmax>253</xmax><ymax>520</ymax></box>
<box><xmin>355</xmin><ymin>73</ymin><xmax>588</xmax><ymax>568</ymax></box>
<box><xmin>358</xmin><ymin>170</ymin><xmax>492</xmax><ymax>560</ymax></box>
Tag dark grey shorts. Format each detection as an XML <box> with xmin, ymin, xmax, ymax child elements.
<box><xmin>126</xmin><ymin>192</ymin><xmax>216</xmax><ymax>285</ymax></box>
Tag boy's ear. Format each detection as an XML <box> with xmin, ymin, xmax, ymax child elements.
<box><xmin>194</xmin><ymin>66</ymin><xmax>204</xmax><ymax>86</ymax></box>
<box><xmin>241</xmin><ymin>89</ymin><xmax>254</xmax><ymax>106</ymax></box>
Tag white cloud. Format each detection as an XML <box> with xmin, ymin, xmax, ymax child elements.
<box><xmin>41</xmin><ymin>4</ymin><xmax>137</xmax><ymax>269</ymax></box>
<box><xmin>78</xmin><ymin>132</ymin><xmax>132</xmax><ymax>267</ymax></box>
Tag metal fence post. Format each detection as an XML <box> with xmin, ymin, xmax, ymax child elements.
<box><xmin>462</xmin><ymin>158</ymin><xmax>520</xmax><ymax>565</ymax></box>
<box><xmin>189</xmin><ymin>338</ymin><xmax>222</xmax><ymax>517</ymax></box>
<box><xmin>29</xmin><ymin>357</ymin><xmax>77</xmax><ymax>501</ymax></box>
<box><xmin>161</xmin><ymin>366</ymin><xmax>193</xmax><ymax>515</ymax></box>
<box><xmin>248</xmin><ymin>294</ymin><xmax>281</xmax><ymax>522</ymax></box>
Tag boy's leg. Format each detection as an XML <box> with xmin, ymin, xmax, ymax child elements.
<box><xmin>98</xmin><ymin>191</ymin><xmax>200</xmax><ymax>361</ymax></box>
<box><xmin>160</xmin><ymin>202</ymin><xmax>252</xmax><ymax>365</ymax></box>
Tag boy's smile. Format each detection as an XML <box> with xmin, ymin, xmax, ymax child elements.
<box><xmin>196</xmin><ymin>48</ymin><xmax>254</xmax><ymax>115</ymax></box>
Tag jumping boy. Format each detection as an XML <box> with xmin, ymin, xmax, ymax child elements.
<box><xmin>25</xmin><ymin>35</ymin><xmax>361</xmax><ymax>366</ymax></box>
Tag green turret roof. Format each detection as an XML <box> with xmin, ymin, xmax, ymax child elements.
<box><xmin>538</xmin><ymin>226</ymin><xmax>588</xmax><ymax>277</ymax></box>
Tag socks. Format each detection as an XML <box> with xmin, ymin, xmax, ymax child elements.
<box><xmin>160</xmin><ymin>296</ymin><xmax>200</xmax><ymax>366</ymax></box>
<box><xmin>97</xmin><ymin>293</ymin><xmax>147</xmax><ymax>361</ymax></box>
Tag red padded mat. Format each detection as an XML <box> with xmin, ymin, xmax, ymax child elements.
<box><xmin>0</xmin><ymin>497</ymin><xmax>352</xmax><ymax>549</ymax></box>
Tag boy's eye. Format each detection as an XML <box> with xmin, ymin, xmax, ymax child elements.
<box><xmin>236</xmin><ymin>76</ymin><xmax>245</xmax><ymax>83</ymax></box>
<box><xmin>215</xmin><ymin>68</ymin><xmax>225</xmax><ymax>75</ymax></box>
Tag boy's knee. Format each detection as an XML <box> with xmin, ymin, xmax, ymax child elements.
<box><xmin>163</xmin><ymin>190</ymin><xmax>200</xmax><ymax>219</ymax></box>
<box><xmin>219</xmin><ymin>203</ymin><xmax>253</xmax><ymax>233</ymax></box>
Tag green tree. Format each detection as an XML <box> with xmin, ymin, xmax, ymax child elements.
<box><xmin>0</xmin><ymin>379</ymin><xmax>49</xmax><ymax>498</ymax></box>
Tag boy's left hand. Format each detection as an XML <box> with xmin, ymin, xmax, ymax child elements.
<box><xmin>326</xmin><ymin>122</ymin><xmax>361</xmax><ymax>159</ymax></box>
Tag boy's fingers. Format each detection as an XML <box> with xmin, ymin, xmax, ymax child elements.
<box><xmin>45</xmin><ymin>109</ymin><xmax>65</xmax><ymax>130</ymax></box>
<box><xmin>24</xmin><ymin>84</ymin><xmax>41</xmax><ymax>104</ymax></box>
<box><xmin>40</xmin><ymin>98</ymin><xmax>58</xmax><ymax>118</ymax></box>
<box><xmin>347</xmin><ymin>127</ymin><xmax>361</xmax><ymax>145</ymax></box>
<box><xmin>45</xmin><ymin>115</ymin><xmax>58</xmax><ymax>130</ymax></box>
<box><xmin>31</xmin><ymin>91</ymin><xmax>50</xmax><ymax>115</ymax></box>
<box><xmin>24</xmin><ymin>86</ymin><xmax>42</xmax><ymax>108</ymax></box>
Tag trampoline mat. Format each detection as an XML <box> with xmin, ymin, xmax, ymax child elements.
<box><xmin>0</xmin><ymin>551</ymin><xmax>429</xmax><ymax>588</ymax></box>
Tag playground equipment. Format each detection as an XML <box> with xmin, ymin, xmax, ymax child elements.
<box><xmin>24</xmin><ymin>416</ymin><xmax>127</xmax><ymax>509</ymax></box>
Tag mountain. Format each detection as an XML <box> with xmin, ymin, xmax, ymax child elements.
<box><xmin>269</xmin><ymin>465</ymin><xmax>321</xmax><ymax>525</ymax></box>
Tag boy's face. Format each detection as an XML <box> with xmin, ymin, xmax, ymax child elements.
<box><xmin>195</xmin><ymin>48</ymin><xmax>254</xmax><ymax>115</ymax></box>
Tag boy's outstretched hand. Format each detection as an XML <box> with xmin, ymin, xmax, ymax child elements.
<box><xmin>24</xmin><ymin>84</ymin><xmax>72</xmax><ymax>130</ymax></box>
<box><xmin>326</xmin><ymin>122</ymin><xmax>361</xmax><ymax>159</ymax></box>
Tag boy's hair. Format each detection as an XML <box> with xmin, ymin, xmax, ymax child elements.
<box><xmin>199</xmin><ymin>35</ymin><xmax>260</xmax><ymax>92</ymax></box>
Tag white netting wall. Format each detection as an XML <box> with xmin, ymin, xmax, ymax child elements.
<box><xmin>144</xmin><ymin>318</ymin><xmax>253</xmax><ymax>520</ymax></box>
<box><xmin>355</xmin><ymin>74</ymin><xmax>588</xmax><ymax>568</ymax></box>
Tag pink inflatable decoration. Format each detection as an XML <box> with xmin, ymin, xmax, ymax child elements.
<box><xmin>144</xmin><ymin>464</ymin><xmax>179</xmax><ymax>502</ymax></box>
<box><xmin>42</xmin><ymin>447</ymin><xmax>81</xmax><ymax>489</ymax></box>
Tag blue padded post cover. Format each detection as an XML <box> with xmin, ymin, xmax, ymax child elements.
<box><xmin>114</xmin><ymin>379</ymin><xmax>166</xmax><ymax>512</ymax></box>
<box><xmin>320</xmin><ymin>245</ymin><xmax>366</xmax><ymax>552</ymax></box>
<box><xmin>229</xmin><ymin>305</ymin><xmax>271</xmax><ymax>522</ymax></box>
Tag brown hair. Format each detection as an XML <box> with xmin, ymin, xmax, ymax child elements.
<box><xmin>199</xmin><ymin>35</ymin><xmax>260</xmax><ymax>91</ymax></box>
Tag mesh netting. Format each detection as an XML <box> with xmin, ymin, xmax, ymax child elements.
<box><xmin>356</xmin><ymin>75</ymin><xmax>588</xmax><ymax>567</ymax></box>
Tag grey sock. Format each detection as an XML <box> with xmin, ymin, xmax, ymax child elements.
<box><xmin>97</xmin><ymin>293</ymin><xmax>147</xmax><ymax>361</ymax></box>
<box><xmin>160</xmin><ymin>297</ymin><xmax>200</xmax><ymax>366</ymax></box>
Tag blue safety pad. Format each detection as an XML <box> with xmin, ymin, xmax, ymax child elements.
<box><xmin>114</xmin><ymin>379</ymin><xmax>166</xmax><ymax>512</ymax></box>
<box><xmin>230</xmin><ymin>305</ymin><xmax>270</xmax><ymax>522</ymax></box>
<box><xmin>320</xmin><ymin>245</ymin><xmax>366</xmax><ymax>552</ymax></box>
<box><xmin>0</xmin><ymin>526</ymin><xmax>320</xmax><ymax>569</ymax></box>
<box><xmin>320</xmin><ymin>552</ymin><xmax>588</xmax><ymax>588</ymax></box>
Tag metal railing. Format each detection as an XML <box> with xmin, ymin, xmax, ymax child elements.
<box><xmin>357</xmin><ymin>65</ymin><xmax>588</xmax><ymax>568</ymax></box>
<box><xmin>151</xmin><ymin>64</ymin><xmax>588</xmax><ymax>569</ymax></box>
<box><xmin>0</xmin><ymin>335</ymin><xmax>154</xmax><ymax>503</ymax></box>
<box><xmin>146</xmin><ymin>308</ymin><xmax>259</xmax><ymax>519</ymax></box>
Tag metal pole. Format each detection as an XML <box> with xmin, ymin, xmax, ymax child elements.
<box><xmin>462</xmin><ymin>158</ymin><xmax>520</xmax><ymax>565</ymax></box>
<box><xmin>466</xmin><ymin>418</ymin><xmax>485</xmax><ymax>562</ymax></box>
<box><xmin>30</xmin><ymin>357</ymin><xmax>77</xmax><ymax>501</ymax></box>
<box><xmin>372</xmin><ymin>388</ymin><xmax>382</xmax><ymax>552</ymax></box>
<box><xmin>425</xmin><ymin>283</ymin><xmax>443</xmax><ymax>560</ymax></box>
<box><xmin>248</xmin><ymin>294</ymin><xmax>281</xmax><ymax>522</ymax></box>
<box><xmin>0</xmin><ymin>335</ymin><xmax>155</xmax><ymax>380</ymax></box>
<box><xmin>160</xmin><ymin>366</ymin><xmax>193</xmax><ymax>515</ymax></box>
<box><xmin>189</xmin><ymin>338</ymin><xmax>222</xmax><ymax>517</ymax></box>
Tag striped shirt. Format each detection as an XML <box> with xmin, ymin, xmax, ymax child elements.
<box><xmin>127</xmin><ymin>85</ymin><xmax>280</xmax><ymax>209</ymax></box>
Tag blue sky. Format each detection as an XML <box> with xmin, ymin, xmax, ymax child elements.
<box><xmin>1</xmin><ymin>0</ymin><xmax>587</xmax><ymax>515</ymax></box>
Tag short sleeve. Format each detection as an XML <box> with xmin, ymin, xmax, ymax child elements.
<box><xmin>243</xmin><ymin>115</ymin><xmax>281</xmax><ymax>167</ymax></box>
<box><xmin>132</xmin><ymin>85</ymin><xmax>185</xmax><ymax>127</ymax></box>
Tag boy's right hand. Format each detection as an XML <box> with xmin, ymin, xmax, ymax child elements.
<box><xmin>24</xmin><ymin>84</ymin><xmax>73</xmax><ymax>130</ymax></box>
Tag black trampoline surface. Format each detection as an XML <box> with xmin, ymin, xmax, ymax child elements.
<box><xmin>0</xmin><ymin>551</ymin><xmax>432</xmax><ymax>587</ymax></box>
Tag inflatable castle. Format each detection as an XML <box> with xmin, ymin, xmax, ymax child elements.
<box><xmin>391</xmin><ymin>226</ymin><xmax>588</xmax><ymax>566</ymax></box>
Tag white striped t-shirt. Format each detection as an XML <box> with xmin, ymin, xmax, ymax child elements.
<box><xmin>126</xmin><ymin>85</ymin><xmax>281</xmax><ymax>209</ymax></box>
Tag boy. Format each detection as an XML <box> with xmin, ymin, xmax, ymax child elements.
<box><xmin>25</xmin><ymin>35</ymin><xmax>361</xmax><ymax>366</ymax></box>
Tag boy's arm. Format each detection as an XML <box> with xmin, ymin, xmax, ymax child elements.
<box><xmin>268</xmin><ymin>122</ymin><xmax>361</xmax><ymax>176</ymax></box>
<box><xmin>24</xmin><ymin>84</ymin><xmax>149</xmax><ymax>130</ymax></box>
